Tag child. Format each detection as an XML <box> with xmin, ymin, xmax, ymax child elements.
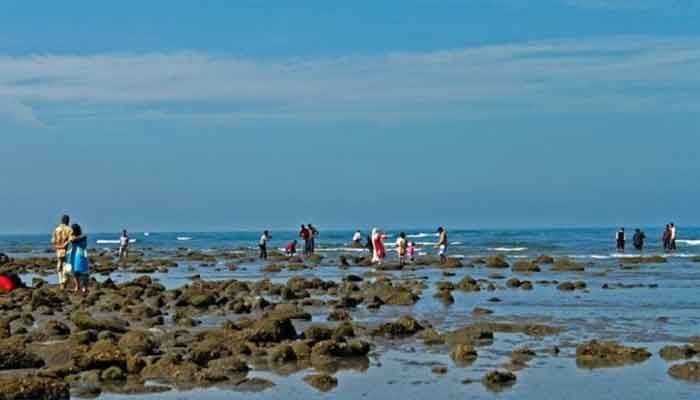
<box><xmin>407</xmin><ymin>241</ymin><xmax>416</xmax><ymax>263</ymax></box>
<box><xmin>69</xmin><ymin>224</ymin><xmax>90</xmax><ymax>294</ymax></box>
<box><xmin>396</xmin><ymin>232</ymin><xmax>408</xmax><ymax>266</ymax></box>
<box><xmin>285</xmin><ymin>240</ymin><xmax>297</xmax><ymax>256</ymax></box>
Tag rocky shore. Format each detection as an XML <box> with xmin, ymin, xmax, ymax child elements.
<box><xmin>0</xmin><ymin>248</ymin><xmax>698</xmax><ymax>399</ymax></box>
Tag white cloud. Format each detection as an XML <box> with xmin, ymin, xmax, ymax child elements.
<box><xmin>1</xmin><ymin>35</ymin><xmax>699</xmax><ymax>126</ymax></box>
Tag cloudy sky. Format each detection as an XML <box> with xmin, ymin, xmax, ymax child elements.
<box><xmin>1</xmin><ymin>0</ymin><xmax>699</xmax><ymax>233</ymax></box>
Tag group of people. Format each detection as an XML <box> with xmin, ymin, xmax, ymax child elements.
<box><xmin>257</xmin><ymin>224</ymin><xmax>319</xmax><ymax>260</ymax></box>
<box><xmin>366</xmin><ymin>227</ymin><xmax>448</xmax><ymax>266</ymax></box>
<box><xmin>615</xmin><ymin>223</ymin><xmax>678</xmax><ymax>252</ymax></box>
<box><xmin>51</xmin><ymin>215</ymin><xmax>90</xmax><ymax>294</ymax></box>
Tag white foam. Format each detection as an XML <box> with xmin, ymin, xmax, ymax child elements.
<box><xmin>177</xmin><ymin>237</ymin><xmax>193</xmax><ymax>241</ymax></box>
<box><xmin>407</xmin><ymin>233</ymin><xmax>438</xmax><ymax>238</ymax></box>
<box><xmin>677</xmin><ymin>240</ymin><xmax>700</xmax><ymax>246</ymax></box>
<box><xmin>489</xmin><ymin>247</ymin><xmax>527</xmax><ymax>252</ymax></box>
<box><xmin>96</xmin><ymin>239</ymin><xmax>136</xmax><ymax>244</ymax></box>
<box><xmin>143</xmin><ymin>232</ymin><xmax>150</xmax><ymax>237</ymax></box>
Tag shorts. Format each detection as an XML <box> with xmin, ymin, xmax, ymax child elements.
<box><xmin>439</xmin><ymin>245</ymin><xmax>447</xmax><ymax>256</ymax></box>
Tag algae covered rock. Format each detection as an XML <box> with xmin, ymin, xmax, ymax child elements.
<box><xmin>669</xmin><ymin>361</ymin><xmax>700</xmax><ymax>381</ymax></box>
<box><xmin>482</xmin><ymin>370</ymin><xmax>516</xmax><ymax>391</ymax></box>
<box><xmin>450</xmin><ymin>344</ymin><xmax>478</xmax><ymax>364</ymax></box>
<box><xmin>303</xmin><ymin>373</ymin><xmax>338</xmax><ymax>392</ymax></box>
<box><xmin>576</xmin><ymin>340</ymin><xmax>651</xmax><ymax>369</ymax></box>
<box><xmin>373</xmin><ymin>315</ymin><xmax>424</xmax><ymax>338</ymax></box>
<box><xmin>0</xmin><ymin>375</ymin><xmax>69</xmax><ymax>400</ymax></box>
<box><xmin>485</xmin><ymin>256</ymin><xmax>509</xmax><ymax>269</ymax></box>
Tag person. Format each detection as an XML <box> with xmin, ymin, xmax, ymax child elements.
<box><xmin>371</xmin><ymin>228</ymin><xmax>386</xmax><ymax>265</ymax></box>
<box><xmin>366</xmin><ymin>233</ymin><xmax>374</xmax><ymax>254</ymax></box>
<box><xmin>352</xmin><ymin>230</ymin><xmax>363</xmax><ymax>246</ymax></box>
<box><xmin>396</xmin><ymin>232</ymin><xmax>408</xmax><ymax>266</ymax></box>
<box><xmin>633</xmin><ymin>229</ymin><xmax>646</xmax><ymax>252</ymax></box>
<box><xmin>437</xmin><ymin>227</ymin><xmax>448</xmax><ymax>263</ymax></box>
<box><xmin>0</xmin><ymin>273</ymin><xmax>23</xmax><ymax>294</ymax></box>
<box><xmin>51</xmin><ymin>215</ymin><xmax>72</xmax><ymax>290</ymax></box>
<box><xmin>68</xmin><ymin>224</ymin><xmax>89</xmax><ymax>294</ymax></box>
<box><xmin>119</xmin><ymin>229</ymin><xmax>130</xmax><ymax>260</ymax></box>
<box><xmin>259</xmin><ymin>230</ymin><xmax>271</xmax><ymax>260</ymax></box>
<box><xmin>616</xmin><ymin>228</ymin><xmax>625</xmax><ymax>252</ymax></box>
<box><xmin>670</xmin><ymin>223</ymin><xmax>677</xmax><ymax>251</ymax></box>
<box><xmin>308</xmin><ymin>224</ymin><xmax>319</xmax><ymax>254</ymax></box>
<box><xmin>662</xmin><ymin>224</ymin><xmax>672</xmax><ymax>251</ymax></box>
<box><xmin>407</xmin><ymin>241</ymin><xmax>417</xmax><ymax>263</ymax></box>
<box><xmin>299</xmin><ymin>225</ymin><xmax>311</xmax><ymax>256</ymax></box>
<box><xmin>285</xmin><ymin>240</ymin><xmax>297</xmax><ymax>256</ymax></box>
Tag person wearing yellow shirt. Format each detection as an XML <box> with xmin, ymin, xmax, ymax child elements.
<box><xmin>51</xmin><ymin>215</ymin><xmax>72</xmax><ymax>290</ymax></box>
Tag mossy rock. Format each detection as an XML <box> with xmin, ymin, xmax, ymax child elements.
<box><xmin>485</xmin><ymin>256</ymin><xmax>509</xmax><ymax>269</ymax></box>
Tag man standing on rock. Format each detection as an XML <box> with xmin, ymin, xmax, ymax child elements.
<box><xmin>616</xmin><ymin>228</ymin><xmax>625</xmax><ymax>253</ymax></box>
<box><xmin>299</xmin><ymin>225</ymin><xmax>310</xmax><ymax>256</ymax></box>
<box><xmin>51</xmin><ymin>214</ymin><xmax>72</xmax><ymax>290</ymax></box>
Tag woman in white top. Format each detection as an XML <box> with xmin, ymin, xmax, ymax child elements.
<box><xmin>119</xmin><ymin>230</ymin><xmax>129</xmax><ymax>260</ymax></box>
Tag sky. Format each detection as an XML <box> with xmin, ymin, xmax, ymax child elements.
<box><xmin>1</xmin><ymin>0</ymin><xmax>699</xmax><ymax>234</ymax></box>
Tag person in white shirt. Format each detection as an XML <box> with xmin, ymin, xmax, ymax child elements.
<box><xmin>119</xmin><ymin>230</ymin><xmax>129</xmax><ymax>260</ymax></box>
<box><xmin>259</xmin><ymin>230</ymin><xmax>271</xmax><ymax>260</ymax></box>
<box><xmin>352</xmin><ymin>230</ymin><xmax>363</xmax><ymax>245</ymax></box>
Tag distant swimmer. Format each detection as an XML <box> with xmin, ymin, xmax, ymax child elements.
<box><xmin>285</xmin><ymin>240</ymin><xmax>297</xmax><ymax>256</ymax></box>
<box><xmin>51</xmin><ymin>214</ymin><xmax>72</xmax><ymax>290</ymax></box>
<box><xmin>396</xmin><ymin>232</ymin><xmax>408</xmax><ymax>266</ymax></box>
<box><xmin>119</xmin><ymin>229</ymin><xmax>130</xmax><ymax>261</ymax></box>
<box><xmin>633</xmin><ymin>229</ymin><xmax>646</xmax><ymax>252</ymax></box>
<box><xmin>616</xmin><ymin>228</ymin><xmax>625</xmax><ymax>252</ymax></box>
<box><xmin>259</xmin><ymin>230</ymin><xmax>271</xmax><ymax>260</ymax></box>
<box><xmin>437</xmin><ymin>227</ymin><xmax>448</xmax><ymax>264</ymax></box>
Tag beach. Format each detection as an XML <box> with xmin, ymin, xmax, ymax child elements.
<box><xmin>1</xmin><ymin>228</ymin><xmax>700</xmax><ymax>399</ymax></box>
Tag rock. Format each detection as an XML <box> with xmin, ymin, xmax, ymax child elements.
<box><xmin>267</xmin><ymin>344</ymin><xmax>297</xmax><ymax>364</ymax></box>
<box><xmin>100</xmin><ymin>366</ymin><xmax>126</xmax><ymax>381</ymax></box>
<box><xmin>557</xmin><ymin>282</ymin><xmax>576</xmax><ymax>291</ymax></box>
<box><xmin>432</xmin><ymin>365</ymin><xmax>448</xmax><ymax>374</ymax></box>
<box><xmin>434</xmin><ymin>290</ymin><xmax>454</xmax><ymax>304</ymax></box>
<box><xmin>485</xmin><ymin>256</ymin><xmax>509</xmax><ymax>269</ymax></box>
<box><xmin>669</xmin><ymin>361</ymin><xmax>700</xmax><ymax>381</ymax></box>
<box><xmin>328</xmin><ymin>310</ymin><xmax>352</xmax><ymax>321</ymax></box>
<box><xmin>482</xmin><ymin>370</ymin><xmax>517</xmax><ymax>391</ymax></box>
<box><xmin>0</xmin><ymin>375</ymin><xmax>70</xmax><ymax>400</ymax></box>
<box><xmin>373</xmin><ymin>316</ymin><xmax>424</xmax><ymax>337</ymax></box>
<box><xmin>234</xmin><ymin>377</ymin><xmax>275</xmax><ymax>392</ymax></box>
<box><xmin>660</xmin><ymin>345</ymin><xmax>698</xmax><ymax>361</ymax></box>
<box><xmin>118</xmin><ymin>330</ymin><xmax>156</xmax><ymax>356</ymax></box>
<box><xmin>450</xmin><ymin>344</ymin><xmax>478</xmax><ymax>364</ymax></box>
<box><xmin>472</xmin><ymin>307</ymin><xmax>493</xmax><ymax>316</ymax></box>
<box><xmin>29</xmin><ymin>320</ymin><xmax>70</xmax><ymax>341</ymax></box>
<box><xmin>0</xmin><ymin>337</ymin><xmax>45</xmax><ymax>370</ymax></box>
<box><xmin>534</xmin><ymin>255</ymin><xmax>554</xmax><ymax>264</ymax></box>
<box><xmin>506</xmin><ymin>278</ymin><xmax>521</xmax><ymax>288</ymax></box>
<box><xmin>520</xmin><ymin>281</ymin><xmax>533</xmax><ymax>290</ymax></box>
<box><xmin>456</xmin><ymin>276</ymin><xmax>480</xmax><ymax>292</ymax></box>
<box><xmin>291</xmin><ymin>341</ymin><xmax>312</xmax><ymax>359</ymax></box>
<box><xmin>207</xmin><ymin>356</ymin><xmax>250</xmax><ymax>374</ymax></box>
<box><xmin>246</xmin><ymin>317</ymin><xmax>298</xmax><ymax>343</ymax></box>
<box><xmin>77</xmin><ymin>339</ymin><xmax>127</xmax><ymax>370</ymax></box>
<box><xmin>576</xmin><ymin>340</ymin><xmax>651</xmax><ymax>369</ymax></box>
<box><xmin>440</xmin><ymin>258</ymin><xmax>463</xmax><ymax>268</ymax></box>
<box><xmin>303</xmin><ymin>373</ymin><xmax>338</xmax><ymax>392</ymax></box>
<box><xmin>303</xmin><ymin>325</ymin><xmax>333</xmax><ymax>342</ymax></box>
<box><xmin>141</xmin><ymin>355</ymin><xmax>200</xmax><ymax>384</ymax></box>
<box><xmin>70</xmin><ymin>311</ymin><xmax>128</xmax><ymax>333</ymax></box>
<box><xmin>552</xmin><ymin>258</ymin><xmax>585</xmax><ymax>272</ymax></box>
<box><xmin>512</xmin><ymin>261</ymin><xmax>540</xmax><ymax>272</ymax></box>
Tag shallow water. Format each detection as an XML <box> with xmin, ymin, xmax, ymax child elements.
<box><xmin>3</xmin><ymin>228</ymin><xmax>700</xmax><ymax>399</ymax></box>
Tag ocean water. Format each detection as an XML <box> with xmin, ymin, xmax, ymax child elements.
<box><xmin>2</xmin><ymin>227</ymin><xmax>700</xmax><ymax>400</ymax></box>
<box><xmin>3</xmin><ymin>227</ymin><xmax>699</xmax><ymax>260</ymax></box>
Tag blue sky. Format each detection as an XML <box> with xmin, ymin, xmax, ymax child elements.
<box><xmin>1</xmin><ymin>0</ymin><xmax>699</xmax><ymax>233</ymax></box>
